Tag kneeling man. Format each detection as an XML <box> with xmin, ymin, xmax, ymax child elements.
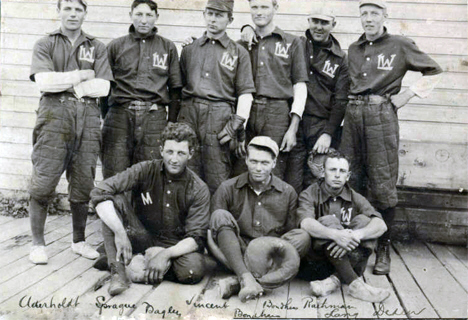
<box><xmin>298</xmin><ymin>150</ymin><xmax>389</xmax><ymax>302</ymax></box>
<box><xmin>91</xmin><ymin>123</ymin><xmax>210</xmax><ymax>295</ymax></box>
<box><xmin>210</xmin><ymin>136</ymin><xmax>311</xmax><ymax>302</ymax></box>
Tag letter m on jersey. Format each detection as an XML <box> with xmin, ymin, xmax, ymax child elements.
<box><xmin>274</xmin><ymin>42</ymin><xmax>292</xmax><ymax>58</ymax></box>
<box><xmin>220</xmin><ymin>52</ymin><xmax>238</xmax><ymax>71</ymax></box>
<box><xmin>153</xmin><ymin>52</ymin><xmax>168</xmax><ymax>70</ymax></box>
<box><xmin>141</xmin><ymin>192</ymin><xmax>153</xmax><ymax>205</ymax></box>
<box><xmin>322</xmin><ymin>60</ymin><xmax>339</xmax><ymax>78</ymax></box>
<box><xmin>79</xmin><ymin>46</ymin><xmax>95</xmax><ymax>63</ymax></box>
<box><xmin>377</xmin><ymin>54</ymin><xmax>396</xmax><ymax>70</ymax></box>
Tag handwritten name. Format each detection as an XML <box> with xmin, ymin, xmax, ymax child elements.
<box><xmin>185</xmin><ymin>295</ymin><xmax>229</xmax><ymax>309</ymax></box>
<box><xmin>19</xmin><ymin>295</ymin><xmax>80</xmax><ymax>309</ymax></box>
<box><xmin>234</xmin><ymin>308</ymin><xmax>280</xmax><ymax>318</ymax></box>
<box><xmin>373</xmin><ymin>303</ymin><xmax>426</xmax><ymax>317</ymax></box>
<box><xmin>262</xmin><ymin>298</ymin><xmax>298</xmax><ymax>310</ymax></box>
<box><xmin>302</xmin><ymin>297</ymin><xmax>354</xmax><ymax>310</ymax></box>
<box><xmin>95</xmin><ymin>295</ymin><xmax>136</xmax><ymax>316</ymax></box>
<box><xmin>142</xmin><ymin>302</ymin><xmax>181</xmax><ymax>318</ymax></box>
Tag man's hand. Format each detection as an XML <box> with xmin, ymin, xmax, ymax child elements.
<box><xmin>240</xmin><ymin>25</ymin><xmax>257</xmax><ymax>50</ymax></box>
<box><xmin>115</xmin><ymin>231</ymin><xmax>132</xmax><ymax>265</ymax></box>
<box><xmin>181</xmin><ymin>36</ymin><xmax>196</xmax><ymax>47</ymax></box>
<box><xmin>332</xmin><ymin>229</ymin><xmax>360</xmax><ymax>252</ymax></box>
<box><xmin>313</xmin><ymin>133</ymin><xmax>332</xmax><ymax>154</ymax></box>
<box><xmin>280</xmin><ymin>128</ymin><xmax>297</xmax><ymax>152</ymax></box>
<box><xmin>218</xmin><ymin>114</ymin><xmax>246</xmax><ymax>151</ymax></box>
<box><xmin>390</xmin><ymin>89</ymin><xmax>415</xmax><ymax>110</ymax></box>
<box><xmin>145</xmin><ymin>249</ymin><xmax>172</xmax><ymax>284</ymax></box>
<box><xmin>235</xmin><ymin>140</ymin><xmax>247</xmax><ymax>159</ymax></box>
<box><xmin>78</xmin><ymin>70</ymin><xmax>95</xmax><ymax>82</ymax></box>
<box><xmin>327</xmin><ymin>242</ymin><xmax>349</xmax><ymax>259</ymax></box>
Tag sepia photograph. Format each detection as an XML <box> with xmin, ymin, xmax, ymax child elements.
<box><xmin>0</xmin><ymin>0</ymin><xmax>467</xmax><ymax>319</ymax></box>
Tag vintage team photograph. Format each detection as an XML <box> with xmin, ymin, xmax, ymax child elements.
<box><xmin>0</xmin><ymin>0</ymin><xmax>466</xmax><ymax>319</ymax></box>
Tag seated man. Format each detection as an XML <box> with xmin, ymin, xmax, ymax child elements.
<box><xmin>90</xmin><ymin>123</ymin><xmax>211</xmax><ymax>296</ymax></box>
<box><xmin>298</xmin><ymin>150</ymin><xmax>390</xmax><ymax>302</ymax></box>
<box><xmin>210</xmin><ymin>136</ymin><xmax>311</xmax><ymax>302</ymax></box>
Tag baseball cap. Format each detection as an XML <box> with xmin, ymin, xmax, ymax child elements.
<box><xmin>308</xmin><ymin>2</ymin><xmax>336</xmax><ymax>22</ymax></box>
<box><xmin>359</xmin><ymin>0</ymin><xmax>387</xmax><ymax>9</ymax></box>
<box><xmin>248</xmin><ymin>136</ymin><xmax>279</xmax><ymax>158</ymax></box>
<box><xmin>206</xmin><ymin>0</ymin><xmax>234</xmax><ymax>13</ymax></box>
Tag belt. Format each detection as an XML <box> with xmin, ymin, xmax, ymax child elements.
<box><xmin>46</xmin><ymin>93</ymin><xmax>98</xmax><ymax>104</ymax></box>
<box><xmin>253</xmin><ymin>96</ymin><xmax>288</xmax><ymax>104</ymax></box>
<box><xmin>348</xmin><ymin>94</ymin><xmax>388</xmax><ymax>105</ymax></box>
<box><xmin>128</xmin><ymin>101</ymin><xmax>162</xmax><ymax>111</ymax></box>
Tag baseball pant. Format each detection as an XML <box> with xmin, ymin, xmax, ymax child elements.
<box><xmin>340</xmin><ymin>99</ymin><xmax>399</xmax><ymax>210</ymax></box>
<box><xmin>102</xmin><ymin>194</ymin><xmax>205</xmax><ymax>284</ymax></box>
<box><xmin>101</xmin><ymin>103</ymin><xmax>167</xmax><ymax>179</ymax></box>
<box><xmin>178</xmin><ymin>98</ymin><xmax>234</xmax><ymax>194</ymax></box>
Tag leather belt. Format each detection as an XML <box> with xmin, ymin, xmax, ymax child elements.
<box><xmin>348</xmin><ymin>95</ymin><xmax>388</xmax><ymax>105</ymax></box>
<box><xmin>128</xmin><ymin>101</ymin><xmax>161</xmax><ymax>111</ymax></box>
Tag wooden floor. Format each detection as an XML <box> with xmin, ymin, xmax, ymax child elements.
<box><xmin>0</xmin><ymin>214</ymin><xmax>466</xmax><ymax>320</ymax></box>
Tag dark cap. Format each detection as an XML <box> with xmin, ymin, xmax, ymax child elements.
<box><xmin>248</xmin><ymin>136</ymin><xmax>279</xmax><ymax>158</ymax></box>
<box><xmin>206</xmin><ymin>0</ymin><xmax>234</xmax><ymax>12</ymax></box>
<box><xmin>359</xmin><ymin>0</ymin><xmax>387</xmax><ymax>9</ymax></box>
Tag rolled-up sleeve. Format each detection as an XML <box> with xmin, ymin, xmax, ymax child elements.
<box><xmin>353</xmin><ymin>191</ymin><xmax>382</xmax><ymax>219</ymax></box>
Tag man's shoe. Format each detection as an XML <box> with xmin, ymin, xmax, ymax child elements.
<box><xmin>93</xmin><ymin>254</ymin><xmax>109</xmax><ymax>271</ymax></box>
<box><xmin>108</xmin><ymin>263</ymin><xmax>130</xmax><ymax>296</ymax></box>
<box><xmin>348</xmin><ymin>278</ymin><xmax>390</xmax><ymax>302</ymax></box>
<box><xmin>71</xmin><ymin>241</ymin><xmax>100</xmax><ymax>260</ymax></box>
<box><xmin>373</xmin><ymin>240</ymin><xmax>391</xmax><ymax>275</ymax></box>
<box><xmin>310</xmin><ymin>274</ymin><xmax>341</xmax><ymax>297</ymax></box>
<box><xmin>29</xmin><ymin>246</ymin><xmax>48</xmax><ymax>265</ymax></box>
<box><xmin>218</xmin><ymin>276</ymin><xmax>241</xmax><ymax>299</ymax></box>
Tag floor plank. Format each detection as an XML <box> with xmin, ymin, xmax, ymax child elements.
<box><xmin>364</xmin><ymin>253</ymin><xmax>406</xmax><ymax>319</ymax></box>
<box><xmin>426</xmin><ymin>242</ymin><xmax>468</xmax><ymax>292</ymax></box>
<box><xmin>0</xmin><ymin>215</ymin><xmax>61</xmax><ymax>243</ymax></box>
<box><xmin>447</xmin><ymin>245</ymin><xmax>468</xmax><ymax>268</ymax></box>
<box><xmin>253</xmin><ymin>282</ymin><xmax>290</xmax><ymax>318</ymax></box>
<box><xmin>394</xmin><ymin>241</ymin><xmax>467</xmax><ymax>318</ymax></box>
<box><xmin>0</xmin><ymin>215</ymin><xmax>16</xmax><ymax>225</ymax></box>
<box><xmin>286</xmin><ymin>279</ymin><xmax>319</xmax><ymax>318</ymax></box>
<box><xmin>387</xmin><ymin>244</ymin><xmax>438</xmax><ymax>318</ymax></box>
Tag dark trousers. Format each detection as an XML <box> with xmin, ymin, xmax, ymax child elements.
<box><xmin>102</xmin><ymin>194</ymin><xmax>205</xmax><ymax>284</ymax></box>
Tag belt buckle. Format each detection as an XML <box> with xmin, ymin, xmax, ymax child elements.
<box><xmin>149</xmin><ymin>104</ymin><xmax>159</xmax><ymax>111</ymax></box>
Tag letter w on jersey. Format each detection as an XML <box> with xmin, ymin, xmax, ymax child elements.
<box><xmin>153</xmin><ymin>52</ymin><xmax>168</xmax><ymax>70</ymax></box>
<box><xmin>340</xmin><ymin>207</ymin><xmax>353</xmax><ymax>226</ymax></box>
<box><xmin>322</xmin><ymin>60</ymin><xmax>339</xmax><ymax>78</ymax></box>
<box><xmin>377</xmin><ymin>54</ymin><xmax>396</xmax><ymax>71</ymax></box>
<box><xmin>220</xmin><ymin>52</ymin><xmax>238</xmax><ymax>71</ymax></box>
<box><xmin>141</xmin><ymin>192</ymin><xmax>153</xmax><ymax>205</ymax></box>
<box><xmin>274</xmin><ymin>42</ymin><xmax>292</xmax><ymax>58</ymax></box>
<box><xmin>79</xmin><ymin>46</ymin><xmax>95</xmax><ymax>63</ymax></box>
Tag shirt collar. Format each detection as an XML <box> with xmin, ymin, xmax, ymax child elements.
<box><xmin>49</xmin><ymin>28</ymin><xmax>95</xmax><ymax>41</ymax></box>
<box><xmin>235</xmin><ymin>172</ymin><xmax>284</xmax><ymax>192</ymax></box>
<box><xmin>200</xmin><ymin>31</ymin><xmax>231</xmax><ymax>48</ymax></box>
<box><xmin>257</xmin><ymin>26</ymin><xmax>286</xmax><ymax>41</ymax></box>
<box><xmin>318</xmin><ymin>180</ymin><xmax>352</xmax><ymax>204</ymax></box>
<box><xmin>356</xmin><ymin>26</ymin><xmax>390</xmax><ymax>46</ymax></box>
<box><xmin>305</xmin><ymin>30</ymin><xmax>345</xmax><ymax>58</ymax></box>
<box><xmin>129</xmin><ymin>25</ymin><xmax>158</xmax><ymax>39</ymax></box>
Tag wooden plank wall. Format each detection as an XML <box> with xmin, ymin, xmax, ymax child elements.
<box><xmin>1</xmin><ymin>0</ymin><xmax>467</xmax><ymax>195</ymax></box>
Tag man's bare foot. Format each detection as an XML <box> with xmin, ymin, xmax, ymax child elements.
<box><xmin>239</xmin><ymin>273</ymin><xmax>263</xmax><ymax>302</ymax></box>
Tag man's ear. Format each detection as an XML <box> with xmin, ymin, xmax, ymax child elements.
<box><xmin>188</xmin><ymin>148</ymin><xmax>194</xmax><ymax>160</ymax></box>
<box><xmin>332</xmin><ymin>20</ymin><xmax>337</xmax><ymax>28</ymax></box>
<box><xmin>346</xmin><ymin>171</ymin><xmax>351</xmax><ymax>181</ymax></box>
<box><xmin>159</xmin><ymin>145</ymin><xmax>164</xmax><ymax>157</ymax></box>
<box><xmin>271</xmin><ymin>158</ymin><xmax>277</xmax><ymax>169</ymax></box>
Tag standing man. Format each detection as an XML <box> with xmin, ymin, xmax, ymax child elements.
<box><xmin>209</xmin><ymin>137</ymin><xmax>311</xmax><ymax>302</ymax></box>
<box><xmin>298</xmin><ymin>150</ymin><xmax>389</xmax><ymax>302</ymax></box>
<box><xmin>91</xmin><ymin>123</ymin><xmax>211</xmax><ymax>296</ymax></box>
<box><xmin>341</xmin><ymin>0</ymin><xmax>442</xmax><ymax>275</ymax></box>
<box><xmin>178</xmin><ymin>0</ymin><xmax>256</xmax><ymax>194</ymax></box>
<box><xmin>101</xmin><ymin>0</ymin><xmax>183</xmax><ymax>179</ymax></box>
<box><xmin>291</xmin><ymin>4</ymin><xmax>349</xmax><ymax>190</ymax></box>
<box><xmin>237</xmin><ymin>0</ymin><xmax>308</xmax><ymax>183</ymax></box>
<box><xmin>28</xmin><ymin>0</ymin><xmax>112</xmax><ymax>264</ymax></box>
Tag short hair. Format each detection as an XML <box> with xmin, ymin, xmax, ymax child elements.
<box><xmin>131</xmin><ymin>0</ymin><xmax>158</xmax><ymax>14</ymax></box>
<box><xmin>248</xmin><ymin>0</ymin><xmax>278</xmax><ymax>7</ymax></box>
<box><xmin>323</xmin><ymin>149</ymin><xmax>350</xmax><ymax>169</ymax></box>
<box><xmin>161</xmin><ymin>122</ymin><xmax>198</xmax><ymax>151</ymax></box>
<box><xmin>57</xmin><ymin>0</ymin><xmax>87</xmax><ymax>11</ymax></box>
<box><xmin>246</xmin><ymin>144</ymin><xmax>276</xmax><ymax>160</ymax></box>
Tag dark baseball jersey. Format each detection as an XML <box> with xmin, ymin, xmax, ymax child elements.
<box><xmin>107</xmin><ymin>26</ymin><xmax>183</xmax><ymax>106</ymax></box>
<box><xmin>302</xmin><ymin>31</ymin><xmax>349</xmax><ymax>135</ymax></box>
<box><xmin>91</xmin><ymin>159</ymin><xmax>210</xmax><ymax>250</ymax></box>
<box><xmin>239</xmin><ymin>27</ymin><xmax>309</xmax><ymax>99</ymax></box>
<box><xmin>30</xmin><ymin>29</ymin><xmax>113</xmax><ymax>88</ymax></box>
<box><xmin>180</xmin><ymin>32</ymin><xmax>255</xmax><ymax>102</ymax></box>
<box><xmin>297</xmin><ymin>181</ymin><xmax>382</xmax><ymax>227</ymax></box>
<box><xmin>348</xmin><ymin>28</ymin><xmax>442</xmax><ymax>96</ymax></box>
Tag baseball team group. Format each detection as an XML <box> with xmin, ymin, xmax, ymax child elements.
<box><xmin>26</xmin><ymin>0</ymin><xmax>443</xmax><ymax>303</ymax></box>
